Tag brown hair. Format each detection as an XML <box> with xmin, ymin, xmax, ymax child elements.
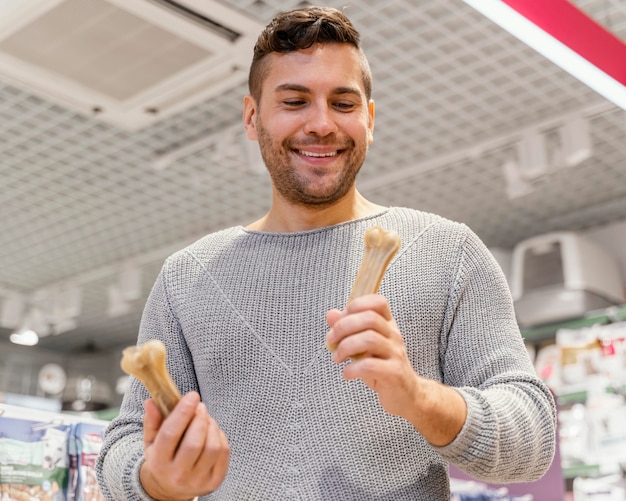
<box><xmin>248</xmin><ymin>6</ymin><xmax>372</xmax><ymax>101</ymax></box>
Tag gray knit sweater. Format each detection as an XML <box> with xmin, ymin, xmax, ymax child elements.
<box><xmin>96</xmin><ymin>207</ymin><xmax>556</xmax><ymax>500</ymax></box>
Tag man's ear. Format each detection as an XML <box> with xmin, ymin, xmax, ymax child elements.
<box><xmin>243</xmin><ymin>95</ymin><xmax>258</xmax><ymax>140</ymax></box>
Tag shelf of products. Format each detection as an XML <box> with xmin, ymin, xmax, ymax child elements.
<box><xmin>521</xmin><ymin>304</ymin><xmax>626</xmax><ymax>344</ymax></box>
<box><xmin>0</xmin><ymin>403</ymin><xmax>109</xmax><ymax>500</ymax></box>
<box><xmin>528</xmin><ymin>312</ymin><xmax>626</xmax><ymax>500</ymax></box>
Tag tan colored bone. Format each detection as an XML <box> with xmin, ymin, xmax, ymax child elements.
<box><xmin>327</xmin><ymin>225</ymin><xmax>401</xmax><ymax>352</ymax></box>
<box><xmin>348</xmin><ymin>226</ymin><xmax>401</xmax><ymax>302</ymax></box>
<box><xmin>121</xmin><ymin>339</ymin><xmax>182</xmax><ymax>417</ymax></box>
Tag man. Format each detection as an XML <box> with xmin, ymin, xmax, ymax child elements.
<box><xmin>96</xmin><ymin>6</ymin><xmax>556</xmax><ymax>500</ymax></box>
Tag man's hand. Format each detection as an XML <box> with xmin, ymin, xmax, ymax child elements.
<box><xmin>140</xmin><ymin>392</ymin><xmax>230</xmax><ymax>501</ymax></box>
<box><xmin>326</xmin><ymin>294</ymin><xmax>467</xmax><ymax>447</ymax></box>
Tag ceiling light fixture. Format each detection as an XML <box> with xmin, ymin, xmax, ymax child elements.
<box><xmin>151</xmin><ymin>122</ymin><xmax>265</xmax><ymax>174</ymax></box>
<box><xmin>516</xmin><ymin>130</ymin><xmax>548</xmax><ymax>181</ymax></box>
<box><xmin>559</xmin><ymin>115</ymin><xmax>592</xmax><ymax>167</ymax></box>
<box><xmin>10</xmin><ymin>326</ymin><xmax>39</xmax><ymax>346</ymax></box>
<box><xmin>463</xmin><ymin>0</ymin><xmax>626</xmax><ymax>110</ymax></box>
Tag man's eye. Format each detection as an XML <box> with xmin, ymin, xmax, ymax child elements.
<box><xmin>334</xmin><ymin>102</ymin><xmax>355</xmax><ymax>110</ymax></box>
<box><xmin>284</xmin><ymin>100</ymin><xmax>305</xmax><ymax>106</ymax></box>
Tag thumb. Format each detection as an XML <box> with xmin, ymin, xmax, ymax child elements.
<box><xmin>326</xmin><ymin>308</ymin><xmax>343</xmax><ymax>328</ymax></box>
<box><xmin>143</xmin><ymin>398</ymin><xmax>164</xmax><ymax>446</ymax></box>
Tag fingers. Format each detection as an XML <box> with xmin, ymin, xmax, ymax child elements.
<box><xmin>346</xmin><ymin>294</ymin><xmax>393</xmax><ymax>320</ymax></box>
<box><xmin>193</xmin><ymin>414</ymin><xmax>231</xmax><ymax>492</ymax></box>
<box><xmin>172</xmin><ymin>401</ymin><xmax>211</xmax><ymax>471</ymax></box>
<box><xmin>341</xmin><ymin>354</ymin><xmax>387</xmax><ymax>381</ymax></box>
<box><xmin>325</xmin><ymin>295</ymin><xmax>399</xmax><ymax>361</ymax></box>
<box><xmin>141</xmin><ymin>393</ymin><xmax>230</xmax><ymax>499</ymax></box>
<box><xmin>326</xmin><ymin>308</ymin><xmax>342</xmax><ymax>328</ymax></box>
<box><xmin>143</xmin><ymin>398</ymin><xmax>164</xmax><ymax>447</ymax></box>
<box><xmin>152</xmin><ymin>392</ymin><xmax>201</xmax><ymax>460</ymax></box>
<box><xmin>332</xmin><ymin>328</ymin><xmax>389</xmax><ymax>362</ymax></box>
<box><xmin>168</xmin><ymin>402</ymin><xmax>231</xmax><ymax>493</ymax></box>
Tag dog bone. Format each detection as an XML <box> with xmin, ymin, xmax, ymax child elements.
<box><xmin>121</xmin><ymin>339</ymin><xmax>182</xmax><ymax>417</ymax></box>
<box><xmin>348</xmin><ymin>226</ymin><xmax>401</xmax><ymax>302</ymax></box>
<box><xmin>327</xmin><ymin>226</ymin><xmax>401</xmax><ymax>352</ymax></box>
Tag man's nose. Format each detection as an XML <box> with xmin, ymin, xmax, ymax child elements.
<box><xmin>303</xmin><ymin>103</ymin><xmax>338</xmax><ymax>136</ymax></box>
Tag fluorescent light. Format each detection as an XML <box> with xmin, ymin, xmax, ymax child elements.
<box><xmin>559</xmin><ymin>116</ymin><xmax>592</xmax><ymax>167</ymax></box>
<box><xmin>10</xmin><ymin>328</ymin><xmax>39</xmax><ymax>346</ymax></box>
<box><xmin>463</xmin><ymin>0</ymin><xmax>626</xmax><ymax>110</ymax></box>
<box><xmin>516</xmin><ymin>131</ymin><xmax>548</xmax><ymax>181</ymax></box>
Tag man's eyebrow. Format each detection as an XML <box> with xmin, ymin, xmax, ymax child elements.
<box><xmin>275</xmin><ymin>83</ymin><xmax>310</xmax><ymax>93</ymax></box>
<box><xmin>274</xmin><ymin>84</ymin><xmax>362</xmax><ymax>96</ymax></box>
<box><xmin>332</xmin><ymin>86</ymin><xmax>363</xmax><ymax>97</ymax></box>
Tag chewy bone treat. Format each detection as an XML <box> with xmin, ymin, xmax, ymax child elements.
<box><xmin>121</xmin><ymin>339</ymin><xmax>182</xmax><ymax>417</ymax></box>
<box><xmin>348</xmin><ymin>226</ymin><xmax>401</xmax><ymax>302</ymax></box>
<box><xmin>327</xmin><ymin>225</ymin><xmax>401</xmax><ymax>352</ymax></box>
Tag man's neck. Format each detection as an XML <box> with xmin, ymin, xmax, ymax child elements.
<box><xmin>246</xmin><ymin>191</ymin><xmax>386</xmax><ymax>233</ymax></box>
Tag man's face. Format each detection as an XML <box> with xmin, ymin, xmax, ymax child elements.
<box><xmin>243</xmin><ymin>43</ymin><xmax>375</xmax><ymax>208</ymax></box>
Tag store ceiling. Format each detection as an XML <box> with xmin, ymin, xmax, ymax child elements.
<box><xmin>1</xmin><ymin>0</ymin><xmax>626</xmax><ymax>355</ymax></box>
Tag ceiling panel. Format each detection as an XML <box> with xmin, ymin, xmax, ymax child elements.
<box><xmin>1</xmin><ymin>0</ymin><xmax>625</xmax><ymax>354</ymax></box>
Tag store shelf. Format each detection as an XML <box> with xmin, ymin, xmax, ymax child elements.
<box><xmin>95</xmin><ymin>407</ymin><xmax>119</xmax><ymax>421</ymax></box>
<box><xmin>520</xmin><ymin>303</ymin><xmax>626</xmax><ymax>343</ymax></box>
<box><xmin>556</xmin><ymin>382</ymin><xmax>626</xmax><ymax>406</ymax></box>
<box><xmin>562</xmin><ymin>462</ymin><xmax>622</xmax><ymax>480</ymax></box>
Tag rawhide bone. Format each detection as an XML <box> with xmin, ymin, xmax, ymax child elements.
<box><xmin>327</xmin><ymin>225</ymin><xmax>401</xmax><ymax>352</ymax></box>
<box><xmin>120</xmin><ymin>339</ymin><xmax>182</xmax><ymax>417</ymax></box>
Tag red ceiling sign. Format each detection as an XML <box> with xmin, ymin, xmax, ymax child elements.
<box><xmin>501</xmin><ymin>0</ymin><xmax>626</xmax><ymax>86</ymax></box>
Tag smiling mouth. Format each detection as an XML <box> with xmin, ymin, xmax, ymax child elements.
<box><xmin>296</xmin><ymin>149</ymin><xmax>340</xmax><ymax>158</ymax></box>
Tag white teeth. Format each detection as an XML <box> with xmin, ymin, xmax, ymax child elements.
<box><xmin>298</xmin><ymin>150</ymin><xmax>338</xmax><ymax>158</ymax></box>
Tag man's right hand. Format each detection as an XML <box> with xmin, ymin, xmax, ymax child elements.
<box><xmin>140</xmin><ymin>392</ymin><xmax>230</xmax><ymax>501</ymax></box>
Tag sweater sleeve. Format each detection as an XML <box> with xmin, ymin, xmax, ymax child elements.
<box><xmin>434</xmin><ymin>227</ymin><xmax>557</xmax><ymax>483</ymax></box>
<box><xmin>96</xmin><ymin>258</ymin><xmax>200</xmax><ymax>500</ymax></box>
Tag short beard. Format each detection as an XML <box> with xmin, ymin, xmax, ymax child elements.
<box><xmin>256</xmin><ymin>121</ymin><xmax>366</xmax><ymax>209</ymax></box>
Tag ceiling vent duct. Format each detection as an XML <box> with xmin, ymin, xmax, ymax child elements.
<box><xmin>0</xmin><ymin>0</ymin><xmax>264</xmax><ymax>131</ymax></box>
